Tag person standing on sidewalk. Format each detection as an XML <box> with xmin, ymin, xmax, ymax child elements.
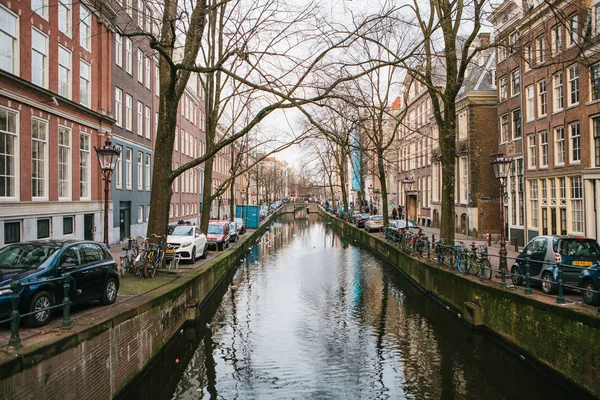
<box><xmin>392</xmin><ymin>208</ymin><xmax>397</xmax><ymax>220</ymax></box>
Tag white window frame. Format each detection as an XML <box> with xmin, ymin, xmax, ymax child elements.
<box><xmin>0</xmin><ymin>107</ymin><xmax>19</xmax><ymax>200</ymax></box>
<box><xmin>570</xmin><ymin>122</ymin><xmax>581</xmax><ymax>164</ymax></box>
<box><xmin>145</xmin><ymin>105</ymin><xmax>151</xmax><ymax>138</ymax></box>
<box><xmin>137</xmin><ymin>152</ymin><xmax>143</xmax><ymax>190</ymax></box>
<box><xmin>79</xmin><ymin>59</ymin><xmax>91</xmax><ymax>107</ymax></box>
<box><xmin>571</xmin><ymin>176</ymin><xmax>583</xmax><ymax>233</ymax></box>
<box><xmin>537</xmin><ymin>36</ymin><xmax>546</xmax><ymax>64</ymax></box>
<box><xmin>0</xmin><ymin>6</ymin><xmax>19</xmax><ymax>75</ymax></box>
<box><xmin>138</xmin><ymin>205</ymin><xmax>143</xmax><ymax>223</ymax></box>
<box><xmin>80</xmin><ymin>5</ymin><xmax>91</xmax><ymax>51</ymax></box>
<box><xmin>58</xmin><ymin>46</ymin><xmax>72</xmax><ymax>99</ymax></box>
<box><xmin>145</xmin><ymin>57</ymin><xmax>151</xmax><ymax>89</ymax></box>
<box><xmin>554</xmin><ymin>127</ymin><xmax>565</xmax><ymax>166</ymax></box>
<box><xmin>32</xmin><ymin>0</ymin><xmax>48</xmax><ymax>19</ymax></box>
<box><xmin>530</xmin><ymin>180</ymin><xmax>539</xmax><ymax>228</ymax></box>
<box><xmin>539</xmin><ymin>131</ymin><xmax>548</xmax><ymax>168</ymax></box>
<box><xmin>511</xmin><ymin>69</ymin><xmax>520</xmax><ymax>97</ymax></box>
<box><xmin>115</xmin><ymin>88</ymin><xmax>123</xmax><ymax>127</ymax></box>
<box><xmin>553</xmin><ymin>24</ymin><xmax>562</xmax><ymax>55</ymax></box>
<box><xmin>31</xmin><ymin>117</ymin><xmax>48</xmax><ymax>199</ymax></box>
<box><xmin>31</xmin><ymin>28</ymin><xmax>48</xmax><ymax>88</ymax></box>
<box><xmin>115</xmin><ymin>145</ymin><xmax>123</xmax><ymax>189</ymax></box>
<box><xmin>569</xmin><ymin>14</ymin><xmax>578</xmax><ymax>47</ymax></box>
<box><xmin>526</xmin><ymin>85</ymin><xmax>535</xmax><ymax>121</ymax></box>
<box><xmin>499</xmin><ymin>76</ymin><xmax>507</xmax><ymax>101</ymax></box>
<box><xmin>137</xmin><ymin>0</ymin><xmax>144</xmax><ymax>27</ymax></box>
<box><xmin>512</xmin><ymin>109</ymin><xmax>521</xmax><ymax>139</ymax></box>
<box><xmin>125</xmin><ymin>94</ymin><xmax>132</xmax><ymax>131</ymax></box>
<box><xmin>553</xmin><ymin>72</ymin><xmax>563</xmax><ymax>112</ymax></box>
<box><xmin>568</xmin><ymin>64</ymin><xmax>579</xmax><ymax>106</ymax></box>
<box><xmin>528</xmin><ymin>134</ymin><xmax>537</xmax><ymax>170</ymax></box>
<box><xmin>592</xmin><ymin>62</ymin><xmax>600</xmax><ymax>102</ymax></box>
<box><xmin>58</xmin><ymin>0</ymin><xmax>71</xmax><ymax>36</ymax></box>
<box><xmin>80</xmin><ymin>133</ymin><xmax>91</xmax><ymax>199</ymax></box>
<box><xmin>137</xmin><ymin>49</ymin><xmax>143</xmax><ymax>83</ymax></box>
<box><xmin>115</xmin><ymin>34</ymin><xmax>123</xmax><ymax>68</ymax></box>
<box><xmin>137</xmin><ymin>101</ymin><xmax>143</xmax><ymax>136</ymax></box>
<box><xmin>524</xmin><ymin>43</ymin><xmax>532</xmax><ymax>72</ymax></box>
<box><xmin>125</xmin><ymin>38</ymin><xmax>133</xmax><ymax>74</ymax></box>
<box><xmin>126</xmin><ymin>148</ymin><xmax>132</xmax><ymax>190</ymax></box>
<box><xmin>145</xmin><ymin>154</ymin><xmax>151</xmax><ymax>190</ymax></box>
<box><xmin>58</xmin><ymin>126</ymin><xmax>71</xmax><ymax>200</ymax></box>
<box><xmin>538</xmin><ymin>80</ymin><xmax>547</xmax><ymax>117</ymax></box>
<box><xmin>500</xmin><ymin>114</ymin><xmax>509</xmax><ymax>143</ymax></box>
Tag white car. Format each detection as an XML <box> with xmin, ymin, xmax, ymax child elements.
<box><xmin>166</xmin><ymin>225</ymin><xmax>208</xmax><ymax>262</ymax></box>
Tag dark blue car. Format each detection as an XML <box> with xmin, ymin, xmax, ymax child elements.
<box><xmin>579</xmin><ymin>264</ymin><xmax>600</xmax><ymax>306</ymax></box>
<box><xmin>0</xmin><ymin>240</ymin><xmax>119</xmax><ymax>327</ymax></box>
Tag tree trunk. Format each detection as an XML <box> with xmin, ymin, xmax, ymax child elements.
<box><xmin>439</xmin><ymin>117</ymin><xmax>456</xmax><ymax>245</ymax></box>
<box><xmin>201</xmin><ymin>157</ymin><xmax>215</xmax><ymax>232</ymax></box>
<box><xmin>377</xmin><ymin>151</ymin><xmax>389</xmax><ymax>226</ymax></box>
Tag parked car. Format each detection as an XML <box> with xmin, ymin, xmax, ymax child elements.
<box><xmin>229</xmin><ymin>221</ymin><xmax>239</xmax><ymax>243</ymax></box>
<box><xmin>511</xmin><ymin>236</ymin><xmax>600</xmax><ymax>294</ymax></box>
<box><xmin>350</xmin><ymin>211</ymin><xmax>362</xmax><ymax>224</ymax></box>
<box><xmin>578</xmin><ymin>263</ymin><xmax>600</xmax><ymax>305</ymax></box>
<box><xmin>234</xmin><ymin>217</ymin><xmax>247</xmax><ymax>234</ymax></box>
<box><xmin>207</xmin><ymin>221</ymin><xmax>231</xmax><ymax>251</ymax></box>
<box><xmin>384</xmin><ymin>220</ymin><xmax>417</xmax><ymax>240</ymax></box>
<box><xmin>166</xmin><ymin>225</ymin><xmax>208</xmax><ymax>262</ymax></box>
<box><xmin>0</xmin><ymin>240</ymin><xmax>119</xmax><ymax>327</ymax></box>
<box><xmin>365</xmin><ymin>215</ymin><xmax>384</xmax><ymax>232</ymax></box>
<box><xmin>355</xmin><ymin>213</ymin><xmax>370</xmax><ymax>228</ymax></box>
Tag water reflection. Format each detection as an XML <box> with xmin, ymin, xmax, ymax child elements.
<box><xmin>120</xmin><ymin>216</ymin><xmax>591</xmax><ymax>400</ymax></box>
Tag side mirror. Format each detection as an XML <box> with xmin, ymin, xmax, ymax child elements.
<box><xmin>60</xmin><ymin>262</ymin><xmax>77</xmax><ymax>271</ymax></box>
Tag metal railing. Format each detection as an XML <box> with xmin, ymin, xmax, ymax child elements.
<box><xmin>0</xmin><ymin>274</ymin><xmax>79</xmax><ymax>349</ymax></box>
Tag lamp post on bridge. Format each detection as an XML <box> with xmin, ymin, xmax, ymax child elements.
<box><xmin>490</xmin><ymin>152</ymin><xmax>512</xmax><ymax>276</ymax></box>
<box><xmin>95</xmin><ymin>139</ymin><xmax>121</xmax><ymax>245</ymax></box>
<box><xmin>402</xmin><ymin>176</ymin><xmax>415</xmax><ymax>232</ymax></box>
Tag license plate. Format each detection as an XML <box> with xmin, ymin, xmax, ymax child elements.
<box><xmin>573</xmin><ymin>260</ymin><xmax>592</xmax><ymax>266</ymax></box>
<box><xmin>166</xmin><ymin>249</ymin><xmax>174</xmax><ymax>255</ymax></box>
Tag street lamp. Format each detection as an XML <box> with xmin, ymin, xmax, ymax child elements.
<box><xmin>368</xmin><ymin>184</ymin><xmax>373</xmax><ymax>214</ymax></box>
<box><xmin>95</xmin><ymin>139</ymin><xmax>121</xmax><ymax>245</ymax></box>
<box><xmin>401</xmin><ymin>176</ymin><xmax>415</xmax><ymax>232</ymax></box>
<box><xmin>490</xmin><ymin>152</ymin><xmax>512</xmax><ymax>275</ymax></box>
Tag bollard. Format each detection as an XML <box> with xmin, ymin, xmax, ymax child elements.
<box><xmin>500</xmin><ymin>254</ymin><xmax>507</xmax><ymax>287</ymax></box>
<box><xmin>556</xmin><ymin>262</ymin><xmax>566</xmax><ymax>304</ymax></box>
<box><xmin>514</xmin><ymin>238</ymin><xmax>518</xmax><ymax>252</ymax></box>
<box><xmin>432</xmin><ymin>234</ymin><xmax>435</xmax><ymax>245</ymax></box>
<box><xmin>62</xmin><ymin>274</ymin><xmax>72</xmax><ymax>329</ymax></box>
<box><xmin>427</xmin><ymin>241</ymin><xmax>431</xmax><ymax>261</ymax></box>
<box><xmin>524</xmin><ymin>257</ymin><xmax>532</xmax><ymax>294</ymax></box>
<box><xmin>8</xmin><ymin>281</ymin><xmax>22</xmax><ymax>349</ymax></box>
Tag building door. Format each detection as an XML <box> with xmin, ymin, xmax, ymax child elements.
<box><xmin>551</xmin><ymin>208</ymin><xmax>557</xmax><ymax>235</ymax></box>
<box><xmin>119</xmin><ymin>202</ymin><xmax>130</xmax><ymax>241</ymax></box>
<box><xmin>84</xmin><ymin>214</ymin><xmax>94</xmax><ymax>240</ymax></box>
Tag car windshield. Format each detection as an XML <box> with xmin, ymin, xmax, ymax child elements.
<box><xmin>0</xmin><ymin>243</ymin><xmax>61</xmax><ymax>269</ymax></box>
<box><xmin>560</xmin><ymin>239</ymin><xmax>600</xmax><ymax>257</ymax></box>
<box><xmin>170</xmin><ymin>226</ymin><xmax>193</xmax><ymax>236</ymax></box>
<box><xmin>234</xmin><ymin>218</ymin><xmax>244</xmax><ymax>225</ymax></box>
<box><xmin>207</xmin><ymin>224</ymin><xmax>223</xmax><ymax>234</ymax></box>
<box><xmin>361</xmin><ymin>214</ymin><xmax>370</xmax><ymax>219</ymax></box>
<box><xmin>372</xmin><ymin>216</ymin><xmax>383</xmax><ymax>222</ymax></box>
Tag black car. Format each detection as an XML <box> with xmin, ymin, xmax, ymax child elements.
<box><xmin>0</xmin><ymin>240</ymin><xmax>119</xmax><ymax>327</ymax></box>
<box><xmin>355</xmin><ymin>213</ymin><xmax>370</xmax><ymax>228</ymax></box>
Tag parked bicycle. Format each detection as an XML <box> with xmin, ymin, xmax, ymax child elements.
<box><xmin>468</xmin><ymin>242</ymin><xmax>492</xmax><ymax>280</ymax></box>
<box><xmin>119</xmin><ymin>237</ymin><xmax>140</xmax><ymax>277</ymax></box>
<box><xmin>142</xmin><ymin>234</ymin><xmax>166</xmax><ymax>278</ymax></box>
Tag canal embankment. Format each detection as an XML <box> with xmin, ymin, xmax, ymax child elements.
<box><xmin>319</xmin><ymin>208</ymin><xmax>600</xmax><ymax>398</ymax></box>
<box><xmin>0</xmin><ymin>208</ymin><xmax>286</xmax><ymax>399</ymax></box>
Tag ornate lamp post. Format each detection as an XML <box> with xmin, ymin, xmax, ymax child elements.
<box><xmin>490</xmin><ymin>152</ymin><xmax>512</xmax><ymax>276</ymax></box>
<box><xmin>368</xmin><ymin>184</ymin><xmax>373</xmax><ymax>214</ymax></box>
<box><xmin>95</xmin><ymin>139</ymin><xmax>121</xmax><ymax>245</ymax></box>
<box><xmin>402</xmin><ymin>176</ymin><xmax>415</xmax><ymax>231</ymax></box>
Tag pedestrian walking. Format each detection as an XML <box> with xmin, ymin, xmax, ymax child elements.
<box><xmin>392</xmin><ymin>208</ymin><xmax>397</xmax><ymax>220</ymax></box>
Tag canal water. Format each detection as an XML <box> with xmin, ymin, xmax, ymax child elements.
<box><xmin>119</xmin><ymin>216</ymin><xmax>591</xmax><ymax>399</ymax></box>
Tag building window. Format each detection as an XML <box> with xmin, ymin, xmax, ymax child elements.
<box><xmin>126</xmin><ymin>148</ymin><xmax>132</xmax><ymax>189</ymax></box>
<box><xmin>594</xmin><ymin>116</ymin><xmax>600</xmax><ymax>167</ymax></box>
<box><xmin>137</xmin><ymin>101</ymin><xmax>143</xmax><ymax>136</ymax></box>
<box><xmin>125</xmin><ymin>38</ymin><xmax>133</xmax><ymax>74</ymax></box>
<box><xmin>63</xmin><ymin>216</ymin><xmax>74</xmax><ymax>235</ymax></box>
<box><xmin>31</xmin><ymin>28</ymin><xmax>48</xmax><ymax>88</ymax></box>
<box><xmin>155</xmin><ymin>62</ymin><xmax>159</xmax><ymax>96</ymax></box>
<box><xmin>145</xmin><ymin>154</ymin><xmax>151</xmax><ymax>190</ymax></box>
<box><xmin>80</xmin><ymin>59</ymin><xmax>91</xmax><ymax>107</ymax></box>
<box><xmin>115</xmin><ymin>34</ymin><xmax>123</xmax><ymax>68</ymax></box>
<box><xmin>0</xmin><ymin>108</ymin><xmax>17</xmax><ymax>198</ymax></box>
<box><xmin>31</xmin><ymin>118</ymin><xmax>48</xmax><ymax>198</ymax></box>
<box><xmin>80</xmin><ymin>133</ymin><xmax>90</xmax><ymax>198</ymax></box>
<box><xmin>596</xmin><ymin>4</ymin><xmax>600</xmax><ymax>36</ymax></box>
<box><xmin>145</xmin><ymin>106</ymin><xmax>151</xmax><ymax>139</ymax></box>
<box><xmin>569</xmin><ymin>14</ymin><xmax>578</xmax><ymax>46</ymax></box>
<box><xmin>145</xmin><ymin>57</ymin><xmax>151</xmax><ymax>89</ymax></box>
<box><xmin>530</xmin><ymin>180</ymin><xmax>538</xmax><ymax>228</ymax></box>
<box><xmin>500</xmin><ymin>76</ymin><xmax>507</xmax><ymax>101</ymax></box>
<box><xmin>32</xmin><ymin>0</ymin><xmax>48</xmax><ymax>19</ymax></box>
<box><xmin>592</xmin><ymin>63</ymin><xmax>600</xmax><ymax>102</ymax></box>
<box><xmin>80</xmin><ymin>5</ymin><xmax>91</xmax><ymax>51</ymax></box>
<box><xmin>0</xmin><ymin>6</ymin><xmax>18</xmax><ymax>74</ymax></box>
<box><xmin>58</xmin><ymin>0</ymin><xmax>71</xmax><ymax>36</ymax></box>
<box><xmin>540</xmin><ymin>131</ymin><xmax>548</xmax><ymax>168</ymax></box>
<box><xmin>570</xmin><ymin>122</ymin><xmax>580</xmax><ymax>163</ymax></box>
<box><xmin>568</xmin><ymin>64</ymin><xmax>579</xmax><ymax>106</ymax></box>
<box><xmin>526</xmin><ymin>85</ymin><xmax>535</xmax><ymax>121</ymax></box>
<box><xmin>538</xmin><ymin>80</ymin><xmax>547</xmax><ymax>116</ymax></box>
<box><xmin>528</xmin><ymin>134</ymin><xmax>536</xmax><ymax>169</ymax></box>
<box><xmin>58</xmin><ymin>126</ymin><xmax>71</xmax><ymax>199</ymax></box>
<box><xmin>4</xmin><ymin>221</ymin><xmax>20</xmax><ymax>244</ymax></box>
<box><xmin>571</xmin><ymin>176</ymin><xmax>583</xmax><ymax>232</ymax></box>
<box><xmin>511</xmin><ymin>69</ymin><xmax>520</xmax><ymax>96</ymax></box>
<box><xmin>125</xmin><ymin>94</ymin><xmax>132</xmax><ymax>131</ymax></box>
<box><xmin>115</xmin><ymin>145</ymin><xmax>123</xmax><ymax>189</ymax></box>
<box><xmin>115</xmin><ymin>88</ymin><xmax>123</xmax><ymax>127</ymax></box>
<box><xmin>137</xmin><ymin>49</ymin><xmax>143</xmax><ymax>83</ymax></box>
<box><xmin>37</xmin><ymin>219</ymin><xmax>50</xmax><ymax>239</ymax></box>
<box><xmin>518</xmin><ymin>159</ymin><xmax>524</xmax><ymax>226</ymax></box>
<box><xmin>137</xmin><ymin>0</ymin><xmax>144</xmax><ymax>27</ymax></box>
<box><xmin>554</xmin><ymin>127</ymin><xmax>565</xmax><ymax>165</ymax></box>
<box><xmin>58</xmin><ymin>46</ymin><xmax>72</xmax><ymax>99</ymax></box>
<box><xmin>553</xmin><ymin>72</ymin><xmax>563</xmax><ymax>111</ymax></box>
<box><xmin>138</xmin><ymin>205</ymin><xmax>144</xmax><ymax>223</ymax></box>
<box><xmin>512</xmin><ymin>109</ymin><xmax>521</xmax><ymax>139</ymax></box>
<box><xmin>537</xmin><ymin>36</ymin><xmax>546</xmax><ymax>64</ymax></box>
<box><xmin>524</xmin><ymin>43</ymin><xmax>532</xmax><ymax>72</ymax></box>
<box><xmin>552</xmin><ymin>25</ymin><xmax>562</xmax><ymax>55</ymax></box>
<box><xmin>500</xmin><ymin>114</ymin><xmax>509</xmax><ymax>142</ymax></box>
<box><xmin>137</xmin><ymin>152</ymin><xmax>143</xmax><ymax>190</ymax></box>
<box><xmin>125</xmin><ymin>0</ymin><xmax>132</xmax><ymax>17</ymax></box>
<box><xmin>146</xmin><ymin>206</ymin><xmax>150</xmax><ymax>221</ymax></box>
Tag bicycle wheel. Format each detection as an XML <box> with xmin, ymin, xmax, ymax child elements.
<box><xmin>446</xmin><ymin>248</ymin><xmax>455</xmax><ymax>268</ymax></box>
<box><xmin>460</xmin><ymin>251</ymin><xmax>470</xmax><ymax>274</ymax></box>
<box><xmin>469</xmin><ymin>254</ymin><xmax>480</xmax><ymax>276</ymax></box>
<box><xmin>480</xmin><ymin>258</ymin><xmax>492</xmax><ymax>280</ymax></box>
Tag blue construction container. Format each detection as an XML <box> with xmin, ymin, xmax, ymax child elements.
<box><xmin>236</xmin><ymin>205</ymin><xmax>260</xmax><ymax>229</ymax></box>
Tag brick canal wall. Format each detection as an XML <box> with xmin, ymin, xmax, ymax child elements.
<box><xmin>0</xmin><ymin>216</ymin><xmax>274</xmax><ymax>399</ymax></box>
<box><xmin>321</xmin><ymin>210</ymin><xmax>600</xmax><ymax>398</ymax></box>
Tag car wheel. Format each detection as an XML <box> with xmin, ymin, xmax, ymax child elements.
<box><xmin>201</xmin><ymin>244</ymin><xmax>208</xmax><ymax>259</ymax></box>
<box><xmin>582</xmin><ymin>280</ymin><xmax>599</xmax><ymax>306</ymax></box>
<box><xmin>101</xmin><ymin>278</ymin><xmax>118</xmax><ymax>305</ymax></box>
<box><xmin>25</xmin><ymin>290</ymin><xmax>54</xmax><ymax>327</ymax></box>
<box><xmin>541</xmin><ymin>272</ymin><xmax>556</xmax><ymax>294</ymax></box>
<box><xmin>511</xmin><ymin>266</ymin><xmax>523</xmax><ymax>286</ymax></box>
<box><xmin>191</xmin><ymin>247</ymin><xmax>196</xmax><ymax>263</ymax></box>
